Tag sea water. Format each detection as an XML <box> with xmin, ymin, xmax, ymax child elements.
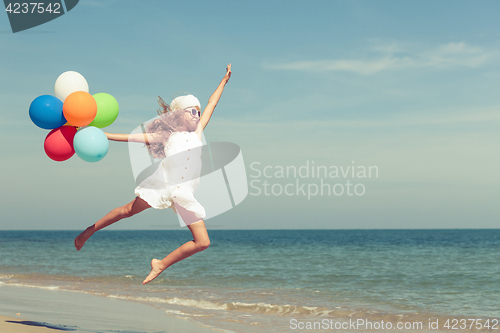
<box><xmin>0</xmin><ymin>229</ymin><xmax>499</xmax><ymax>332</ymax></box>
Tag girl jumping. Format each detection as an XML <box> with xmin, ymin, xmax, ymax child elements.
<box><xmin>74</xmin><ymin>64</ymin><xmax>232</xmax><ymax>285</ymax></box>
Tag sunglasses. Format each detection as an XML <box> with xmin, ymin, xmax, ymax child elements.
<box><xmin>185</xmin><ymin>108</ymin><xmax>201</xmax><ymax>117</ymax></box>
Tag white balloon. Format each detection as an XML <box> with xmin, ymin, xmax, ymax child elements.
<box><xmin>54</xmin><ymin>71</ymin><xmax>89</xmax><ymax>101</ymax></box>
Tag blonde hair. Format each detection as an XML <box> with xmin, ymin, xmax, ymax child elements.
<box><xmin>146</xmin><ymin>107</ymin><xmax>193</xmax><ymax>159</ymax></box>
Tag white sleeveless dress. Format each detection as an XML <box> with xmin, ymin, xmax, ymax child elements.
<box><xmin>134</xmin><ymin>131</ymin><xmax>206</xmax><ymax>220</ymax></box>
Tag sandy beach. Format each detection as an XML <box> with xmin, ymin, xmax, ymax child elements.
<box><xmin>0</xmin><ymin>284</ymin><xmax>222</xmax><ymax>333</ymax></box>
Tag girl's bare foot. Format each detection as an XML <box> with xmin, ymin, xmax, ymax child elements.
<box><xmin>74</xmin><ymin>226</ymin><xmax>94</xmax><ymax>251</ymax></box>
<box><xmin>143</xmin><ymin>259</ymin><xmax>167</xmax><ymax>285</ymax></box>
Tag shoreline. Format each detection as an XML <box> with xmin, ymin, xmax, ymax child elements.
<box><xmin>0</xmin><ymin>284</ymin><xmax>223</xmax><ymax>333</ymax></box>
<box><xmin>2</xmin><ymin>277</ymin><xmax>497</xmax><ymax>333</ymax></box>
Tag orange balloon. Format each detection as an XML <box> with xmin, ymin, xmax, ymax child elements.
<box><xmin>63</xmin><ymin>91</ymin><xmax>97</xmax><ymax>127</ymax></box>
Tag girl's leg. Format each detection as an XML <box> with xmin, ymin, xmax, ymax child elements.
<box><xmin>143</xmin><ymin>206</ymin><xmax>210</xmax><ymax>285</ymax></box>
<box><xmin>74</xmin><ymin>197</ymin><xmax>151</xmax><ymax>251</ymax></box>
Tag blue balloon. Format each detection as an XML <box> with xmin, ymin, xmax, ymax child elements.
<box><xmin>74</xmin><ymin>126</ymin><xmax>109</xmax><ymax>162</ymax></box>
<box><xmin>29</xmin><ymin>95</ymin><xmax>66</xmax><ymax>129</ymax></box>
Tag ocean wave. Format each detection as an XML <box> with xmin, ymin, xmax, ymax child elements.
<box><xmin>103</xmin><ymin>293</ymin><xmax>342</xmax><ymax>317</ymax></box>
<box><xmin>100</xmin><ymin>291</ymin><xmax>494</xmax><ymax>330</ymax></box>
<box><xmin>106</xmin><ymin>294</ymin><xmax>227</xmax><ymax>310</ymax></box>
<box><xmin>0</xmin><ymin>281</ymin><xmax>59</xmax><ymax>290</ymax></box>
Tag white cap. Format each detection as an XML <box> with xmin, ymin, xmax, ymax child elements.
<box><xmin>170</xmin><ymin>94</ymin><xmax>201</xmax><ymax>110</ymax></box>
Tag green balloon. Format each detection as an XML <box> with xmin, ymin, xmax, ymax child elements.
<box><xmin>88</xmin><ymin>93</ymin><xmax>119</xmax><ymax>128</ymax></box>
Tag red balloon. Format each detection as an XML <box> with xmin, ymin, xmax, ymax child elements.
<box><xmin>44</xmin><ymin>126</ymin><xmax>78</xmax><ymax>161</ymax></box>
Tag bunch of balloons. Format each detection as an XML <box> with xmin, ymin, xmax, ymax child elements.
<box><xmin>29</xmin><ymin>71</ymin><xmax>119</xmax><ymax>162</ymax></box>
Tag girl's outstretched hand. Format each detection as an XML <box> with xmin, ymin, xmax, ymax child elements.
<box><xmin>225</xmin><ymin>63</ymin><xmax>232</xmax><ymax>81</ymax></box>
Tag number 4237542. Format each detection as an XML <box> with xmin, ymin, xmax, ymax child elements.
<box><xmin>5</xmin><ymin>2</ymin><xmax>62</xmax><ymax>14</ymax></box>
<box><xmin>444</xmin><ymin>318</ymin><xmax>498</xmax><ymax>330</ymax></box>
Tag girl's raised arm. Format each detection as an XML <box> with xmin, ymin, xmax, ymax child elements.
<box><xmin>197</xmin><ymin>64</ymin><xmax>231</xmax><ymax>133</ymax></box>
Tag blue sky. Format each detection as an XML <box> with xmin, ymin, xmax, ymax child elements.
<box><xmin>1</xmin><ymin>0</ymin><xmax>499</xmax><ymax>230</ymax></box>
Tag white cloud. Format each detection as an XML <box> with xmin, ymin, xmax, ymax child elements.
<box><xmin>298</xmin><ymin>105</ymin><xmax>500</xmax><ymax>128</ymax></box>
<box><xmin>264</xmin><ymin>42</ymin><xmax>495</xmax><ymax>75</ymax></box>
